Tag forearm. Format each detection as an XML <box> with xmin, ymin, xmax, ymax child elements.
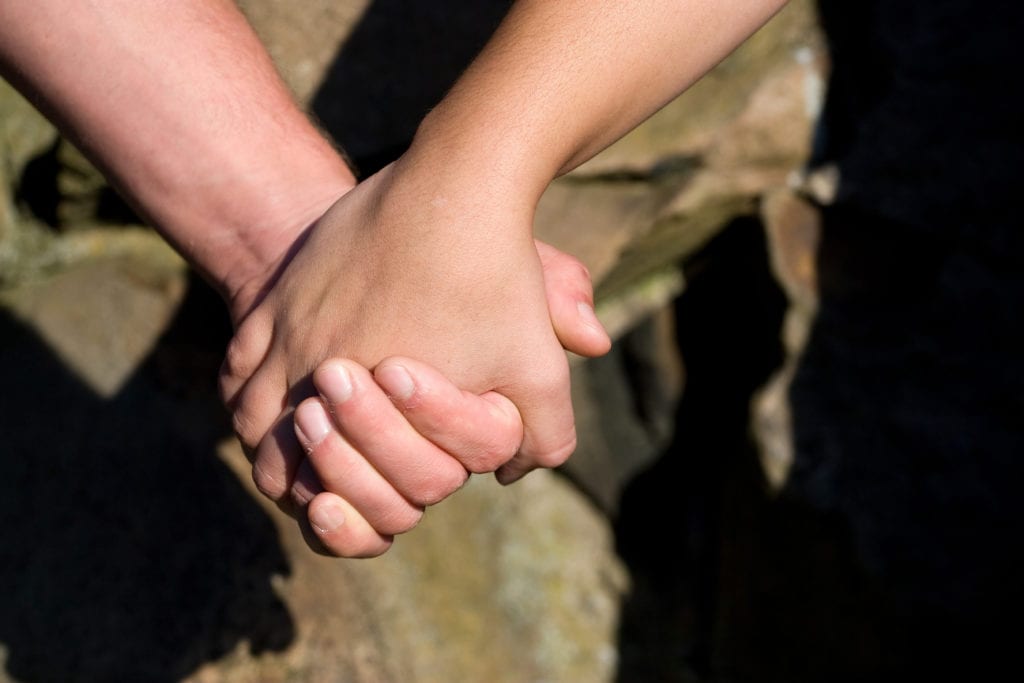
<box><xmin>0</xmin><ymin>0</ymin><xmax>354</xmax><ymax>311</ymax></box>
<box><xmin>404</xmin><ymin>0</ymin><xmax>787</xmax><ymax>211</ymax></box>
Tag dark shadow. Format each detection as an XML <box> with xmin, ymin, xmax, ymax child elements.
<box><xmin>310</xmin><ymin>0</ymin><xmax>513</xmax><ymax>176</ymax></box>
<box><xmin>0</xmin><ymin>275</ymin><xmax>294</xmax><ymax>683</ymax></box>
<box><xmin>780</xmin><ymin>0</ymin><xmax>1024</xmax><ymax>674</ymax></box>
<box><xmin>616</xmin><ymin>1</ymin><xmax>1024</xmax><ymax>679</ymax></box>
<box><xmin>14</xmin><ymin>140</ymin><xmax>61</xmax><ymax>227</ymax></box>
<box><xmin>16</xmin><ymin>140</ymin><xmax>140</xmax><ymax>229</ymax></box>
<box><xmin>614</xmin><ymin>216</ymin><xmax>788</xmax><ymax>682</ymax></box>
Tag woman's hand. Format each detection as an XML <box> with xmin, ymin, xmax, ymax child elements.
<box><xmin>219</xmin><ymin>158</ymin><xmax>609</xmax><ymax>556</ymax></box>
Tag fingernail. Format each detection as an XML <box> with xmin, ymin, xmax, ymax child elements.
<box><xmin>319</xmin><ymin>363</ymin><xmax>353</xmax><ymax>404</ymax></box>
<box><xmin>495</xmin><ymin>464</ymin><xmax>527</xmax><ymax>486</ymax></box>
<box><xmin>310</xmin><ymin>500</ymin><xmax>345</xmax><ymax>533</ymax></box>
<box><xmin>377</xmin><ymin>363</ymin><xmax>415</xmax><ymax>400</ymax></box>
<box><xmin>294</xmin><ymin>400</ymin><xmax>331</xmax><ymax>447</ymax></box>
<box><xmin>577</xmin><ymin>301</ymin><xmax>603</xmax><ymax>330</ymax></box>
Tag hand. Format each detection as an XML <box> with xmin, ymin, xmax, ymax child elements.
<box><xmin>287</xmin><ymin>240</ymin><xmax>609</xmax><ymax>557</ymax></box>
<box><xmin>219</xmin><ymin>158</ymin><xmax>608</xmax><ymax>522</ymax></box>
<box><xmin>289</xmin><ymin>358</ymin><xmax>523</xmax><ymax>557</ymax></box>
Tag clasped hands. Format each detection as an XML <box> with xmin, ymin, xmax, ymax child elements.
<box><xmin>219</xmin><ymin>158</ymin><xmax>610</xmax><ymax>557</ymax></box>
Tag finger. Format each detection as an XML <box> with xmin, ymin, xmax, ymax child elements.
<box><xmin>494</xmin><ymin>356</ymin><xmax>577</xmax><ymax>485</ymax></box>
<box><xmin>244</xmin><ymin>365</ymin><xmax>321</xmax><ymax>506</ymax></box>
<box><xmin>312</xmin><ymin>359</ymin><xmax>469</xmax><ymax>506</ymax></box>
<box><xmin>230</xmin><ymin>373</ymin><xmax>287</xmax><ymax>455</ymax></box>
<box><xmin>218</xmin><ymin>313</ymin><xmax>274</xmax><ymax>409</ymax></box>
<box><xmin>307</xmin><ymin>492</ymin><xmax>394</xmax><ymax>558</ymax></box>
<box><xmin>293</xmin><ymin>396</ymin><xmax>425</xmax><ymax>535</ymax></box>
<box><xmin>373</xmin><ymin>357</ymin><xmax>524</xmax><ymax>473</ymax></box>
<box><xmin>289</xmin><ymin>457</ymin><xmax>324</xmax><ymax>509</ymax></box>
<box><xmin>250</xmin><ymin>406</ymin><xmax>306</xmax><ymax>502</ymax></box>
<box><xmin>535</xmin><ymin>239</ymin><xmax>611</xmax><ymax>358</ymax></box>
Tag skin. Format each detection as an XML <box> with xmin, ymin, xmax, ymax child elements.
<box><xmin>1</xmin><ymin>0</ymin><xmax>787</xmax><ymax>558</ymax></box>
<box><xmin>291</xmin><ymin>242</ymin><xmax>609</xmax><ymax>557</ymax></box>
<box><xmin>273</xmin><ymin>0</ymin><xmax>789</xmax><ymax>554</ymax></box>
<box><xmin>0</xmin><ymin>0</ymin><xmax>605</xmax><ymax>555</ymax></box>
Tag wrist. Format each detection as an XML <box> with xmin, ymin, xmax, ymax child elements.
<box><xmin>213</xmin><ymin>160</ymin><xmax>356</xmax><ymax>323</ymax></box>
<box><xmin>402</xmin><ymin>107</ymin><xmax>557</xmax><ymax>216</ymax></box>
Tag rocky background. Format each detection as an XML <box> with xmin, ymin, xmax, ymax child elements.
<box><xmin>2</xmin><ymin>1</ymin><xmax>1020</xmax><ymax>681</ymax></box>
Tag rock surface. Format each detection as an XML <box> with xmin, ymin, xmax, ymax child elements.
<box><xmin>190</xmin><ymin>445</ymin><xmax>626</xmax><ymax>683</ymax></box>
<box><xmin>0</xmin><ymin>2</ymin><xmax>824</xmax><ymax>681</ymax></box>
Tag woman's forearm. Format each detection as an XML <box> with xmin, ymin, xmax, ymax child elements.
<box><xmin>0</xmin><ymin>0</ymin><xmax>355</xmax><ymax>308</ymax></box>
<box><xmin>404</xmin><ymin>0</ymin><xmax>787</xmax><ymax>210</ymax></box>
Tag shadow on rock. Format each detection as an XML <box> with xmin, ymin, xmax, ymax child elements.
<box><xmin>310</xmin><ymin>0</ymin><xmax>513</xmax><ymax>175</ymax></box>
<box><xmin>613</xmin><ymin>217</ymin><xmax>792</xmax><ymax>682</ymax></box>
<box><xmin>0</xmin><ymin>277</ymin><xmax>293</xmax><ymax>683</ymax></box>
<box><xmin>615</xmin><ymin>2</ymin><xmax>1024</xmax><ymax>678</ymax></box>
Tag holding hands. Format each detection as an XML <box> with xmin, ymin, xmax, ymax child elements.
<box><xmin>3</xmin><ymin>0</ymin><xmax>784</xmax><ymax>557</ymax></box>
<box><xmin>220</xmin><ymin>158</ymin><xmax>610</xmax><ymax>556</ymax></box>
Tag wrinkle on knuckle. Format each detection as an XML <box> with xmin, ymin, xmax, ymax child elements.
<box><xmin>407</xmin><ymin>467</ymin><xmax>466</xmax><ymax>507</ymax></box>
<box><xmin>231</xmin><ymin>410</ymin><xmax>260</xmax><ymax>452</ymax></box>
<box><xmin>252</xmin><ymin>462</ymin><xmax>286</xmax><ymax>500</ymax></box>
<box><xmin>533</xmin><ymin>433</ymin><xmax>578</xmax><ymax>470</ymax></box>
<box><xmin>567</xmin><ymin>258</ymin><xmax>592</xmax><ymax>286</ymax></box>
<box><xmin>223</xmin><ymin>314</ymin><xmax>272</xmax><ymax>381</ymax></box>
<box><xmin>376</xmin><ymin>506</ymin><xmax>424</xmax><ymax>536</ymax></box>
<box><xmin>465</xmin><ymin>440</ymin><xmax>516</xmax><ymax>474</ymax></box>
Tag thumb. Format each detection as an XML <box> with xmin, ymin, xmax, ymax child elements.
<box><xmin>535</xmin><ymin>239</ymin><xmax>611</xmax><ymax>358</ymax></box>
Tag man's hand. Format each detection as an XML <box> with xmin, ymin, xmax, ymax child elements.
<box><xmin>284</xmin><ymin>239</ymin><xmax>609</xmax><ymax>558</ymax></box>
<box><xmin>219</xmin><ymin>157</ymin><xmax>608</xmax><ymax>529</ymax></box>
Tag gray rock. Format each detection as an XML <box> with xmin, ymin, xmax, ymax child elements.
<box><xmin>0</xmin><ymin>1</ymin><xmax>827</xmax><ymax>680</ymax></box>
<box><xmin>186</xmin><ymin>450</ymin><xmax>627</xmax><ymax>683</ymax></box>
<box><xmin>1</xmin><ymin>241</ymin><xmax>187</xmax><ymax>397</ymax></box>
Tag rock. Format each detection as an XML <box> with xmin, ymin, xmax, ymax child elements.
<box><xmin>566</xmin><ymin>304</ymin><xmax>684</xmax><ymax>513</ymax></box>
<box><xmin>0</xmin><ymin>276</ymin><xmax>290</xmax><ymax>683</ymax></box>
<box><xmin>0</xmin><ymin>159</ymin><xmax>13</xmax><ymax>247</ymax></box>
<box><xmin>535</xmin><ymin>0</ymin><xmax>824</xmax><ymax>334</ymax></box>
<box><xmin>240</xmin><ymin>0</ymin><xmax>516</xmax><ymax>173</ymax></box>
<box><xmin>0</xmin><ymin>2</ymin><xmax>830</xmax><ymax>680</ymax></box>
<box><xmin>572</xmin><ymin>0</ymin><xmax>823</xmax><ymax>176</ymax></box>
<box><xmin>0</xmin><ymin>254</ymin><xmax>626</xmax><ymax>682</ymax></box>
<box><xmin>751</xmin><ymin>190</ymin><xmax>822</xmax><ymax>488</ymax></box>
<box><xmin>182</xmin><ymin>441</ymin><xmax>627</xmax><ymax>683</ymax></box>
<box><xmin>0</xmin><ymin>79</ymin><xmax>57</xmax><ymax>258</ymax></box>
<box><xmin>54</xmin><ymin>141</ymin><xmax>112</xmax><ymax>228</ymax></box>
<box><xmin>0</xmin><ymin>79</ymin><xmax>57</xmax><ymax>184</ymax></box>
<box><xmin>0</xmin><ymin>233</ymin><xmax>187</xmax><ymax>397</ymax></box>
<box><xmin>238</xmin><ymin>0</ymin><xmax>371</xmax><ymax>105</ymax></box>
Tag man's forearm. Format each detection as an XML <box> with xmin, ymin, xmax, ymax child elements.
<box><xmin>403</xmin><ymin>0</ymin><xmax>787</xmax><ymax>212</ymax></box>
<box><xmin>0</xmin><ymin>0</ymin><xmax>354</xmax><ymax>313</ymax></box>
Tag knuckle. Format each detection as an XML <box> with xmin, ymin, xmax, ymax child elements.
<box><xmin>524</xmin><ymin>366</ymin><xmax>571</xmax><ymax>403</ymax></box>
<box><xmin>407</xmin><ymin>466</ymin><xmax>468</xmax><ymax>507</ymax></box>
<box><xmin>464</xmin><ymin>440</ymin><xmax>517</xmax><ymax>474</ymax></box>
<box><xmin>222</xmin><ymin>336</ymin><xmax>253</xmax><ymax>383</ymax></box>
<box><xmin>227</xmin><ymin>414</ymin><xmax>258</xmax><ymax>461</ymax></box>
<box><xmin>532</xmin><ymin>433</ymin><xmax>578</xmax><ymax>470</ymax></box>
<box><xmin>375</xmin><ymin>506</ymin><xmax>425</xmax><ymax>536</ymax></box>
<box><xmin>567</xmin><ymin>257</ymin><xmax>592</xmax><ymax>284</ymax></box>
<box><xmin>252</xmin><ymin>462</ymin><xmax>287</xmax><ymax>500</ymax></box>
<box><xmin>552</xmin><ymin>254</ymin><xmax>592</xmax><ymax>291</ymax></box>
<box><xmin>222</xmin><ymin>314</ymin><xmax>271</xmax><ymax>383</ymax></box>
<box><xmin>231</xmin><ymin>408</ymin><xmax>261</xmax><ymax>452</ymax></box>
